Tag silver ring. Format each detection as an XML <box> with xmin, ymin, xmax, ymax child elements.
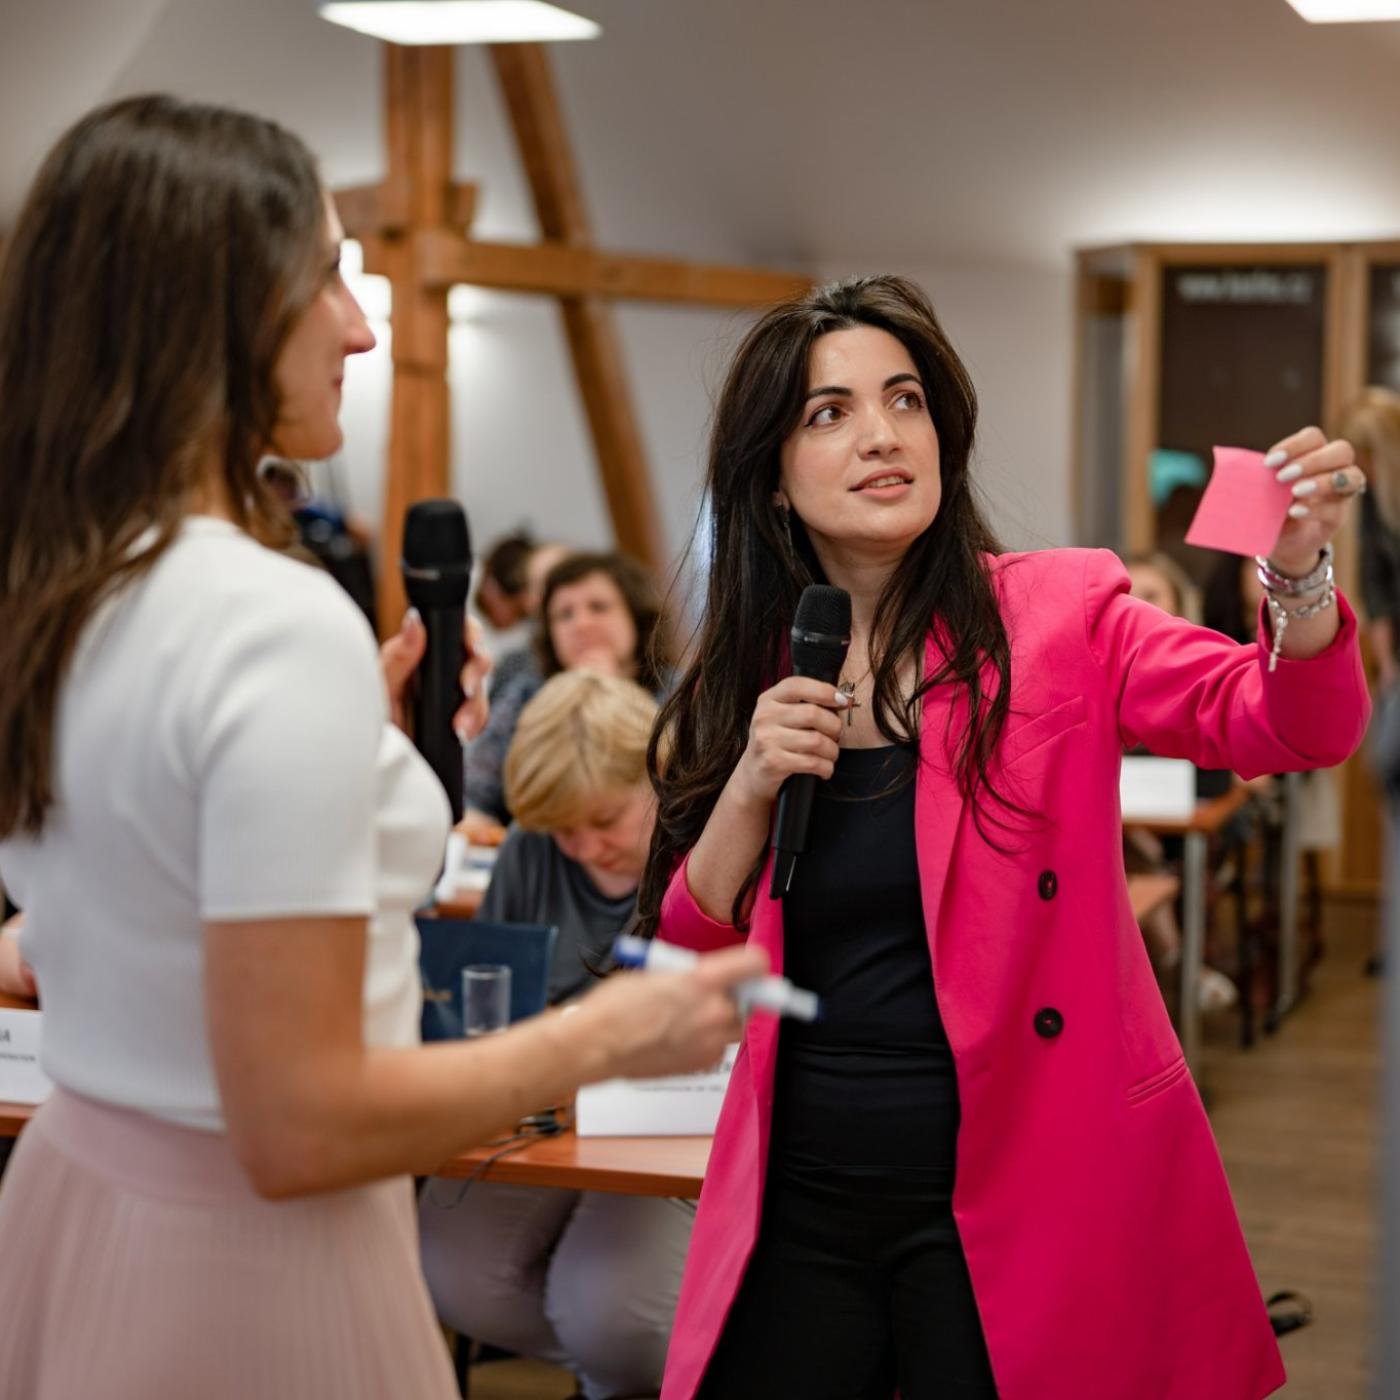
<box><xmin>1332</xmin><ymin>469</ymin><xmax>1357</xmax><ymax>497</ymax></box>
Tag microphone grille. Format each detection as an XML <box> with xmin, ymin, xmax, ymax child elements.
<box><xmin>402</xmin><ymin>499</ymin><xmax>471</xmax><ymax>572</ymax></box>
<box><xmin>793</xmin><ymin>585</ymin><xmax>851</xmax><ymax>637</ymax></box>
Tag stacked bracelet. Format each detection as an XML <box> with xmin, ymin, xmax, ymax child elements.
<box><xmin>1254</xmin><ymin>543</ymin><xmax>1333</xmax><ymax>598</ymax></box>
<box><xmin>1254</xmin><ymin>545</ymin><xmax>1337</xmax><ymax>673</ymax></box>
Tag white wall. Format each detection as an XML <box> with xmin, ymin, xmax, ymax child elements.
<box><xmin>95</xmin><ymin>0</ymin><xmax>1079</xmax><ymax>575</ymax></box>
<box><xmin>334</xmin><ymin>248</ymin><xmax>752</xmax><ymax>575</ymax></box>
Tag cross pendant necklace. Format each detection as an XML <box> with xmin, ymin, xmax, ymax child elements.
<box><xmin>837</xmin><ymin>678</ymin><xmax>862</xmax><ymax>728</ymax></box>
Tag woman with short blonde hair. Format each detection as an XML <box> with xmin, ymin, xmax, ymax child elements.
<box><xmin>505</xmin><ymin>669</ymin><xmax>657</xmax><ymax>833</ymax></box>
<box><xmin>421</xmin><ymin>669</ymin><xmax>693</xmax><ymax>1400</ymax></box>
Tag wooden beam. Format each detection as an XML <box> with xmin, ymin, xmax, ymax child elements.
<box><xmin>334</xmin><ymin>179</ymin><xmax>411</xmax><ymax>240</ymax></box>
<box><xmin>415</xmin><ymin>231</ymin><xmax>811</xmax><ymax>306</ymax></box>
<box><xmin>1123</xmin><ymin>250</ymin><xmax>1163</xmax><ymax>555</ymax></box>
<box><xmin>490</xmin><ymin>43</ymin><xmax>665</xmax><ymax>572</ymax></box>
<box><xmin>377</xmin><ymin>42</ymin><xmax>456</xmax><ymax>636</ymax></box>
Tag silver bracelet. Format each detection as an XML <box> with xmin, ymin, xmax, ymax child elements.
<box><xmin>1264</xmin><ymin>582</ymin><xmax>1337</xmax><ymax>673</ymax></box>
<box><xmin>1254</xmin><ymin>543</ymin><xmax>1333</xmax><ymax>598</ymax></box>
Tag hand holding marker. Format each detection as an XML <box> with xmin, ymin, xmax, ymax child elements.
<box><xmin>612</xmin><ymin>935</ymin><xmax>820</xmax><ymax>1022</ymax></box>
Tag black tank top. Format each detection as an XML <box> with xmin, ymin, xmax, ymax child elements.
<box><xmin>772</xmin><ymin>744</ymin><xmax>960</xmax><ymax>1189</ymax></box>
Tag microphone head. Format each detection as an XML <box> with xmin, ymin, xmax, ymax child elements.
<box><xmin>402</xmin><ymin>499</ymin><xmax>471</xmax><ymax>610</ymax></box>
<box><xmin>792</xmin><ymin>585</ymin><xmax>851</xmax><ymax>640</ymax></box>
<box><xmin>790</xmin><ymin>584</ymin><xmax>852</xmax><ymax>680</ymax></box>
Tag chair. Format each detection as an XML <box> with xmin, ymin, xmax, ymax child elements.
<box><xmin>416</xmin><ymin>917</ymin><xmax>557</xmax><ymax>1043</ymax></box>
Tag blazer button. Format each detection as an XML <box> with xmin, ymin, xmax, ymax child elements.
<box><xmin>1034</xmin><ymin>1007</ymin><xmax>1064</xmax><ymax>1039</ymax></box>
<box><xmin>1038</xmin><ymin>869</ymin><xmax>1058</xmax><ymax>901</ymax></box>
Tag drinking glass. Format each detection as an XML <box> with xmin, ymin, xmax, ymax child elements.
<box><xmin>462</xmin><ymin>964</ymin><xmax>511</xmax><ymax>1038</ymax></box>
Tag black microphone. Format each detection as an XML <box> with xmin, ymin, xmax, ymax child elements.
<box><xmin>401</xmin><ymin>499</ymin><xmax>472</xmax><ymax>823</ymax></box>
<box><xmin>770</xmin><ymin>585</ymin><xmax>852</xmax><ymax>898</ymax></box>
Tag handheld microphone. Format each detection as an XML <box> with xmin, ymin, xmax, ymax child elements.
<box><xmin>401</xmin><ymin>499</ymin><xmax>472</xmax><ymax>823</ymax></box>
<box><xmin>770</xmin><ymin>584</ymin><xmax>851</xmax><ymax>898</ymax></box>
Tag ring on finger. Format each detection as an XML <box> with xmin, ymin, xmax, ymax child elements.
<box><xmin>1331</xmin><ymin>468</ymin><xmax>1364</xmax><ymax>497</ymax></box>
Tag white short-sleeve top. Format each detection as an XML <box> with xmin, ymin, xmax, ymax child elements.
<box><xmin>0</xmin><ymin>517</ymin><xmax>450</xmax><ymax>1130</ymax></box>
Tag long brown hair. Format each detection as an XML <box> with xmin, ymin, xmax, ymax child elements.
<box><xmin>1337</xmin><ymin>385</ymin><xmax>1400</xmax><ymax>532</ymax></box>
<box><xmin>0</xmin><ymin>95</ymin><xmax>326</xmax><ymax>837</ymax></box>
<box><xmin>635</xmin><ymin>275</ymin><xmax>1018</xmax><ymax>935</ymax></box>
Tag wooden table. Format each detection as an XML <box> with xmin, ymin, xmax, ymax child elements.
<box><xmin>1125</xmin><ymin>785</ymin><xmax>1252</xmax><ymax>1074</ymax></box>
<box><xmin>0</xmin><ymin>988</ymin><xmax>711</xmax><ymax>1198</ymax></box>
<box><xmin>440</xmin><ymin>1127</ymin><xmax>709</xmax><ymax>1197</ymax></box>
<box><xmin>0</xmin><ymin>1092</ymin><xmax>709</xmax><ymax>1196</ymax></box>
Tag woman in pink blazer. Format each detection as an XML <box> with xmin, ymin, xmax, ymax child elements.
<box><xmin>635</xmin><ymin>275</ymin><xmax>1370</xmax><ymax>1399</ymax></box>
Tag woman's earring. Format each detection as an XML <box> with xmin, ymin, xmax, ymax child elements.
<box><xmin>777</xmin><ymin>504</ymin><xmax>796</xmax><ymax>563</ymax></box>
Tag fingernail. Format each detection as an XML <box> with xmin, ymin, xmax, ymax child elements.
<box><xmin>454</xmin><ymin>722</ymin><xmax>470</xmax><ymax>745</ymax></box>
<box><xmin>833</xmin><ymin>689</ymin><xmax>850</xmax><ymax>706</ymax></box>
<box><xmin>404</xmin><ymin>606</ymin><xmax>422</xmax><ymax>629</ymax></box>
<box><xmin>1275</xmin><ymin>464</ymin><xmax>1303</xmax><ymax>483</ymax></box>
<box><xmin>1291</xmin><ymin>479</ymin><xmax>1318</xmax><ymax>498</ymax></box>
<box><xmin>1287</xmin><ymin>503</ymin><xmax>1310</xmax><ymax>519</ymax></box>
<box><xmin>1264</xmin><ymin>449</ymin><xmax>1288</xmax><ymax>469</ymax></box>
<box><xmin>462</xmin><ymin>684</ymin><xmax>477</xmax><ymax>702</ymax></box>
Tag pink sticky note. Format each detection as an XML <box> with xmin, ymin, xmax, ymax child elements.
<box><xmin>1183</xmin><ymin>446</ymin><xmax>1293</xmax><ymax>557</ymax></box>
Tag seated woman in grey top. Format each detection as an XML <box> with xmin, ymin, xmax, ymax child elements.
<box><xmin>422</xmin><ymin>671</ymin><xmax>691</xmax><ymax>1400</ymax></box>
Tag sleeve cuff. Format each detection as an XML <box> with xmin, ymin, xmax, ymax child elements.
<box><xmin>659</xmin><ymin>851</ymin><xmax>745</xmax><ymax>953</ymax></box>
<box><xmin>1256</xmin><ymin>588</ymin><xmax>1372</xmax><ymax>766</ymax></box>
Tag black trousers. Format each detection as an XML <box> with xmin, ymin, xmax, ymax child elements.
<box><xmin>698</xmin><ymin>1170</ymin><xmax>998</xmax><ymax>1400</ymax></box>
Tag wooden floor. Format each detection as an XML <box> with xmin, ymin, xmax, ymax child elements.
<box><xmin>467</xmin><ymin>898</ymin><xmax>1383</xmax><ymax>1400</ymax></box>
<box><xmin>1202</xmin><ymin>897</ymin><xmax>1379</xmax><ymax>1399</ymax></box>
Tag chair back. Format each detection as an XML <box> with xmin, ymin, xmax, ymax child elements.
<box><xmin>417</xmin><ymin>917</ymin><xmax>558</xmax><ymax>1042</ymax></box>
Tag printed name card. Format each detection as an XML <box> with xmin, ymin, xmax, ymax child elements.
<box><xmin>1120</xmin><ymin>756</ymin><xmax>1196</xmax><ymax>821</ymax></box>
<box><xmin>0</xmin><ymin>1009</ymin><xmax>52</xmax><ymax>1105</ymax></box>
<box><xmin>576</xmin><ymin>1043</ymin><xmax>738</xmax><ymax>1137</ymax></box>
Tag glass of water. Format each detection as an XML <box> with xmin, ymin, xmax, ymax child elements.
<box><xmin>462</xmin><ymin>964</ymin><xmax>512</xmax><ymax>1038</ymax></box>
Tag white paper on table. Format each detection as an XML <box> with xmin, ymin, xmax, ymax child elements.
<box><xmin>1119</xmin><ymin>756</ymin><xmax>1196</xmax><ymax>821</ymax></box>
<box><xmin>0</xmin><ymin>1009</ymin><xmax>52</xmax><ymax>1105</ymax></box>
<box><xmin>576</xmin><ymin>1043</ymin><xmax>739</xmax><ymax>1137</ymax></box>
<box><xmin>433</xmin><ymin>833</ymin><xmax>499</xmax><ymax>904</ymax></box>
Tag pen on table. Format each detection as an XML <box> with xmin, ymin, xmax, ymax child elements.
<box><xmin>611</xmin><ymin>935</ymin><xmax>821</xmax><ymax>1023</ymax></box>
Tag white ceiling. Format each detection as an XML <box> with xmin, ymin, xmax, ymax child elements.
<box><xmin>4</xmin><ymin>0</ymin><xmax>1400</xmax><ymax>269</ymax></box>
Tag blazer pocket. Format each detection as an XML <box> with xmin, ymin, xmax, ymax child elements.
<box><xmin>1126</xmin><ymin>1054</ymin><xmax>1189</xmax><ymax>1106</ymax></box>
<box><xmin>999</xmin><ymin>695</ymin><xmax>1087</xmax><ymax>772</ymax></box>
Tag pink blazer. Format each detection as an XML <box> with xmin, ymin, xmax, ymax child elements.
<box><xmin>659</xmin><ymin>549</ymin><xmax>1370</xmax><ymax>1400</ymax></box>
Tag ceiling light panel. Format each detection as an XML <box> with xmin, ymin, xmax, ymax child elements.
<box><xmin>318</xmin><ymin>1</ymin><xmax>601</xmax><ymax>44</ymax></box>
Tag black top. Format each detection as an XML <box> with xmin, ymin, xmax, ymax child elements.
<box><xmin>771</xmin><ymin>744</ymin><xmax>960</xmax><ymax>1190</ymax></box>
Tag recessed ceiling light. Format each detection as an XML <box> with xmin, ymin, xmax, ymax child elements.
<box><xmin>1283</xmin><ymin>0</ymin><xmax>1400</xmax><ymax>20</ymax></box>
<box><xmin>318</xmin><ymin>1</ymin><xmax>601</xmax><ymax>45</ymax></box>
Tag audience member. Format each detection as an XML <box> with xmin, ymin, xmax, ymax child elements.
<box><xmin>1338</xmin><ymin>386</ymin><xmax>1400</xmax><ymax>693</ymax></box>
<box><xmin>422</xmin><ymin>671</ymin><xmax>690</xmax><ymax>1400</ymax></box>
<box><xmin>463</xmin><ymin>550</ymin><xmax>675</xmax><ymax>828</ymax></box>
<box><xmin>1122</xmin><ymin>554</ymin><xmax>1237</xmax><ymax>1011</ymax></box>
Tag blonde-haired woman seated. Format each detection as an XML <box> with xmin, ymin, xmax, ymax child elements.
<box><xmin>419</xmin><ymin>670</ymin><xmax>688</xmax><ymax>1400</ymax></box>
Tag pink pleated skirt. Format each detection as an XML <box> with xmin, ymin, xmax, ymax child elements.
<box><xmin>0</xmin><ymin>1087</ymin><xmax>459</xmax><ymax>1400</ymax></box>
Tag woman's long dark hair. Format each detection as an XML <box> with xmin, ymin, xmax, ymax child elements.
<box><xmin>635</xmin><ymin>275</ymin><xmax>1017</xmax><ymax>935</ymax></box>
<box><xmin>0</xmin><ymin>95</ymin><xmax>326</xmax><ymax>837</ymax></box>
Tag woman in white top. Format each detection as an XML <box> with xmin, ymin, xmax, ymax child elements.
<box><xmin>0</xmin><ymin>95</ymin><xmax>762</xmax><ymax>1400</ymax></box>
